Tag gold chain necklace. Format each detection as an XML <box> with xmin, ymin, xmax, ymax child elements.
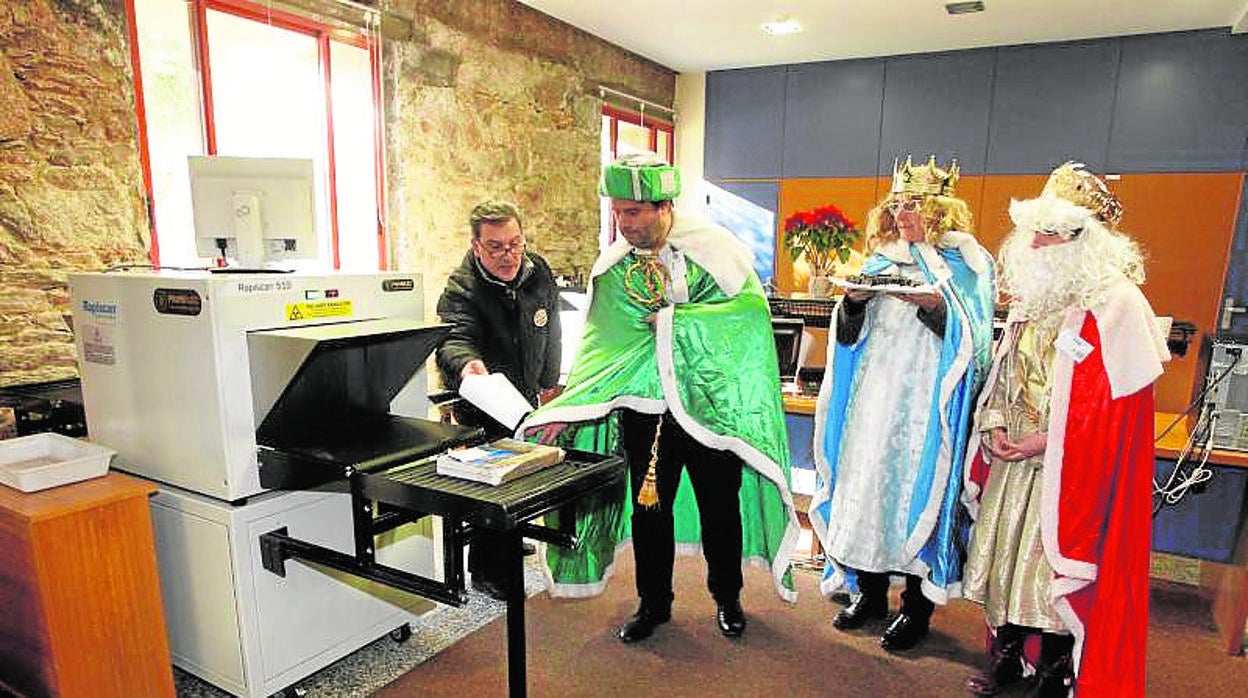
<box><xmin>622</xmin><ymin>249</ymin><xmax>669</xmax><ymax>310</ymax></box>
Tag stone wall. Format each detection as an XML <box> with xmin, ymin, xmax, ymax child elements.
<box><xmin>385</xmin><ymin>0</ymin><xmax>675</xmax><ymax>311</ymax></box>
<box><xmin>0</xmin><ymin>0</ymin><xmax>675</xmax><ymax>388</ymax></box>
<box><xmin>0</xmin><ymin>0</ymin><xmax>149</xmax><ymax>387</ymax></box>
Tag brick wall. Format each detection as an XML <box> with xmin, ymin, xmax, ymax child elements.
<box><xmin>386</xmin><ymin>0</ymin><xmax>675</xmax><ymax>313</ymax></box>
<box><xmin>0</xmin><ymin>0</ymin><xmax>149</xmax><ymax>387</ymax></box>
<box><xmin>0</xmin><ymin>0</ymin><xmax>675</xmax><ymax>388</ymax></box>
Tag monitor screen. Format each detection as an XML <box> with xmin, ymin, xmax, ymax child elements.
<box><xmin>772</xmin><ymin>317</ymin><xmax>804</xmax><ymax>381</ymax></box>
<box><xmin>189</xmin><ymin>155</ymin><xmax>319</xmax><ymax>268</ymax></box>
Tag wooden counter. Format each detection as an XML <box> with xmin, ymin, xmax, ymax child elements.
<box><xmin>1155</xmin><ymin>412</ymin><xmax>1248</xmax><ymax>468</ymax></box>
<box><xmin>782</xmin><ymin>393</ymin><xmax>817</xmax><ymax>415</ymax></box>
<box><xmin>1153</xmin><ymin>413</ymin><xmax>1248</xmax><ymax>656</ymax></box>
<box><xmin>0</xmin><ymin>471</ymin><xmax>175</xmax><ymax>697</ymax></box>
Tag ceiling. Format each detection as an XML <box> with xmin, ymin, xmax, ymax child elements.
<box><xmin>517</xmin><ymin>0</ymin><xmax>1248</xmax><ymax>73</ymax></box>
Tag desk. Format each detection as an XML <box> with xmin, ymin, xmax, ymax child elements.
<box><xmin>0</xmin><ymin>472</ymin><xmax>175</xmax><ymax>697</ymax></box>
<box><xmin>1154</xmin><ymin>413</ymin><xmax>1248</xmax><ymax>655</ymax></box>
<box><xmin>261</xmin><ymin>450</ymin><xmax>625</xmax><ymax>698</ymax></box>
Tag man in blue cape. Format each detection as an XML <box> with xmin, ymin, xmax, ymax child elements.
<box><xmin>810</xmin><ymin>156</ymin><xmax>995</xmax><ymax>651</ymax></box>
<box><xmin>520</xmin><ymin>154</ymin><xmax>798</xmax><ymax>644</ymax></box>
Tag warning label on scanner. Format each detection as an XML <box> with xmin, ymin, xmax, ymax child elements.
<box><xmin>286</xmin><ymin>300</ymin><xmax>353</xmax><ymax>321</ymax></box>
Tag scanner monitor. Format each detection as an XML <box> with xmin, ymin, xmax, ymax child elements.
<box><xmin>189</xmin><ymin>155</ymin><xmax>319</xmax><ymax>268</ymax></box>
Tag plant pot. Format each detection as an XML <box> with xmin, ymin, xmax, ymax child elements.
<box><xmin>807</xmin><ymin>274</ymin><xmax>834</xmax><ymax>298</ymax></box>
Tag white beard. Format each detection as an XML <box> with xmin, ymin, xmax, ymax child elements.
<box><xmin>998</xmin><ymin>221</ymin><xmax>1144</xmax><ymax>321</ymax></box>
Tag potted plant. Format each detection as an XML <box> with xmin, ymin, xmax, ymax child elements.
<box><xmin>782</xmin><ymin>204</ymin><xmax>860</xmax><ymax>297</ymax></box>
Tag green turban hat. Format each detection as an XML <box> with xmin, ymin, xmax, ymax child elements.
<box><xmin>599</xmin><ymin>153</ymin><xmax>681</xmax><ymax>201</ymax></box>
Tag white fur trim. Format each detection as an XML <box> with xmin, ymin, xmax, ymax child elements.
<box><xmin>1092</xmin><ymin>281</ymin><xmax>1170</xmax><ymax>398</ymax></box>
<box><xmin>654</xmin><ymin>305</ymin><xmax>801</xmax><ymax>603</ymax></box>
<box><xmin>1040</xmin><ymin>307</ymin><xmax>1101</xmax><ymax>582</ymax></box>
<box><xmin>938</xmin><ymin>230</ymin><xmax>991</xmax><ymax>275</ymax></box>
<box><xmin>589</xmin><ymin>210</ymin><xmax>754</xmax><ymax>298</ymax></box>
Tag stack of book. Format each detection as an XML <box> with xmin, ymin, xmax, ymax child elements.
<box><xmin>435</xmin><ymin>438</ymin><xmax>565</xmax><ymax>486</ymax></box>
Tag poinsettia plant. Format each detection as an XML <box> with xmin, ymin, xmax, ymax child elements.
<box><xmin>782</xmin><ymin>204</ymin><xmax>860</xmax><ymax>276</ymax></box>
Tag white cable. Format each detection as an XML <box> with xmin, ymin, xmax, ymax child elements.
<box><xmin>1154</xmin><ymin>409</ymin><xmax>1216</xmax><ymax>506</ymax></box>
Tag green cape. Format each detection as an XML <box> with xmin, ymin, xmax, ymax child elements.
<box><xmin>520</xmin><ymin>215</ymin><xmax>798</xmax><ymax>601</ymax></box>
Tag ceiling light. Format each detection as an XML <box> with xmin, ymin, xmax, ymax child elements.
<box><xmin>761</xmin><ymin>18</ymin><xmax>803</xmax><ymax>36</ymax></box>
<box><xmin>945</xmin><ymin>1</ymin><xmax>985</xmax><ymax>15</ymax></box>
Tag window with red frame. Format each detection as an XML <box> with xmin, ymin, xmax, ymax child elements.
<box><xmin>599</xmin><ymin>105</ymin><xmax>675</xmax><ymax>247</ymax></box>
<box><xmin>128</xmin><ymin>0</ymin><xmax>386</xmax><ymax>270</ymax></box>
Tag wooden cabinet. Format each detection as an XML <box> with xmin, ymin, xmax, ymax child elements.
<box><xmin>0</xmin><ymin>472</ymin><xmax>174</xmax><ymax>698</ymax></box>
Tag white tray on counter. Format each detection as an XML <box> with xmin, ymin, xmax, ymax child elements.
<box><xmin>0</xmin><ymin>432</ymin><xmax>114</xmax><ymax>493</ymax></box>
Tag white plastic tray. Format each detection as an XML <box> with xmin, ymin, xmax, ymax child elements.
<box><xmin>0</xmin><ymin>432</ymin><xmax>114</xmax><ymax>493</ymax></box>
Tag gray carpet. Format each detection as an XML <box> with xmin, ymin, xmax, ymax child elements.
<box><xmin>173</xmin><ymin>564</ymin><xmax>544</xmax><ymax>698</ymax></box>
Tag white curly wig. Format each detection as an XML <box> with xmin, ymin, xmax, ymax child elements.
<box><xmin>998</xmin><ymin>194</ymin><xmax>1145</xmax><ymax>320</ymax></box>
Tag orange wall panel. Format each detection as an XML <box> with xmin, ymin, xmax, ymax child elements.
<box><xmin>976</xmin><ymin>175</ymin><xmax>1049</xmax><ymax>252</ymax></box>
<box><xmin>770</xmin><ymin>171</ymin><xmax>1246</xmax><ymax>414</ymax></box>
<box><xmin>1112</xmin><ymin>172</ymin><xmax>1243</xmax><ymax>413</ymax></box>
<box><xmin>776</xmin><ymin>177</ymin><xmax>882</xmax><ymax>292</ymax></box>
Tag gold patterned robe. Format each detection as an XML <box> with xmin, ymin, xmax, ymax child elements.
<box><xmin>963</xmin><ymin>317</ymin><xmax>1066</xmax><ymax>631</ymax></box>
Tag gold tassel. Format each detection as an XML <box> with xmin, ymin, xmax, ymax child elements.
<box><xmin>636</xmin><ymin>415</ymin><xmax>663</xmax><ymax>509</ymax></box>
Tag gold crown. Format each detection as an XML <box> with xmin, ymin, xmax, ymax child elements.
<box><xmin>890</xmin><ymin>155</ymin><xmax>960</xmax><ymax>197</ymax></box>
<box><xmin>1040</xmin><ymin>162</ymin><xmax>1123</xmax><ymax>227</ymax></box>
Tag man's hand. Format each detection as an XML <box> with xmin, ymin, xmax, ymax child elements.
<box><xmin>461</xmin><ymin>359</ymin><xmax>488</xmax><ymax>378</ymax></box>
<box><xmin>528</xmin><ymin>422</ymin><xmax>568</xmax><ymax>445</ymax></box>
<box><xmin>538</xmin><ymin>386</ymin><xmax>564</xmax><ymax>405</ymax></box>
<box><xmin>984</xmin><ymin>427</ymin><xmax>1047</xmax><ymax>462</ymax></box>
<box><xmin>893</xmin><ymin>289</ymin><xmax>943</xmax><ymax>310</ymax></box>
<box><xmin>845</xmin><ymin>289</ymin><xmax>875</xmax><ymax>303</ymax></box>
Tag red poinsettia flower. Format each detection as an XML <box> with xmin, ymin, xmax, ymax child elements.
<box><xmin>782</xmin><ymin>203</ymin><xmax>861</xmax><ymax>276</ymax></box>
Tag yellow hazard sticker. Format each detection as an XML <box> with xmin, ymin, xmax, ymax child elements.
<box><xmin>286</xmin><ymin>300</ymin><xmax>353</xmax><ymax>321</ymax></box>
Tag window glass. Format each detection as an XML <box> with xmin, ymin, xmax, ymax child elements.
<box><xmin>330</xmin><ymin>41</ymin><xmax>380</xmax><ymax>271</ymax></box>
<box><xmin>132</xmin><ymin>0</ymin><xmax>205</xmax><ymax>266</ymax></box>
<box><xmin>132</xmin><ymin>0</ymin><xmax>383</xmax><ymax>270</ymax></box>
<box><xmin>206</xmin><ymin>10</ymin><xmax>330</xmax><ymax>267</ymax></box>
<box><xmin>616</xmin><ymin>120</ymin><xmax>651</xmax><ymax>158</ymax></box>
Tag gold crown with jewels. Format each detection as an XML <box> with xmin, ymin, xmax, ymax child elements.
<box><xmin>890</xmin><ymin>155</ymin><xmax>960</xmax><ymax>197</ymax></box>
<box><xmin>1040</xmin><ymin>161</ymin><xmax>1124</xmax><ymax>228</ymax></box>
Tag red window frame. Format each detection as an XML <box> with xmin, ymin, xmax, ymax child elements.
<box><xmin>124</xmin><ymin>0</ymin><xmax>388</xmax><ymax>269</ymax></box>
<box><xmin>603</xmin><ymin>104</ymin><xmax>674</xmax><ymax>164</ymax></box>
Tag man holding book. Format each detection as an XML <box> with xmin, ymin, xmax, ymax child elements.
<box><xmin>435</xmin><ymin>199</ymin><xmax>562</xmax><ymax>600</ymax></box>
<box><xmin>520</xmin><ymin>154</ymin><xmax>799</xmax><ymax>643</ymax></box>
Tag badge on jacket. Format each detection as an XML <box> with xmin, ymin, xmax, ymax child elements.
<box><xmin>534</xmin><ymin>308</ymin><xmax>548</xmax><ymax>327</ymax></box>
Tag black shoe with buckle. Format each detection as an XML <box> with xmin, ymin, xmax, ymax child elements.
<box><xmin>617</xmin><ymin>605</ymin><xmax>671</xmax><ymax>643</ymax></box>
<box><xmin>716</xmin><ymin>600</ymin><xmax>747</xmax><ymax>638</ymax></box>
<box><xmin>880</xmin><ymin>611</ymin><xmax>930</xmax><ymax>651</ymax></box>
<box><xmin>832</xmin><ymin>594</ymin><xmax>888</xmax><ymax>630</ymax></box>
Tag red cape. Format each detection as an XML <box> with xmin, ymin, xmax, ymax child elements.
<box><xmin>966</xmin><ymin>282</ymin><xmax>1167</xmax><ymax>696</ymax></box>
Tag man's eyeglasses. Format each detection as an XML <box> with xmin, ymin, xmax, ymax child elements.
<box><xmin>886</xmin><ymin>198</ymin><xmax>924</xmax><ymax>215</ymax></box>
<box><xmin>480</xmin><ymin>240</ymin><xmax>526</xmax><ymax>258</ymax></box>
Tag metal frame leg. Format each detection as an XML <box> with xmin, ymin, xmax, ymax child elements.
<box><xmin>503</xmin><ymin>528</ymin><xmax>527</xmax><ymax>697</ymax></box>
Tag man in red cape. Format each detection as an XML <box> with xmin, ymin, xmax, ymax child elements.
<box><xmin>962</xmin><ymin>163</ymin><xmax>1169</xmax><ymax>697</ymax></box>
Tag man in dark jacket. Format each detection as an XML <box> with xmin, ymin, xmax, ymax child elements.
<box><xmin>435</xmin><ymin>199</ymin><xmax>562</xmax><ymax>599</ymax></box>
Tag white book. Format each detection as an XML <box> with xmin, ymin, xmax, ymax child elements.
<box><xmin>435</xmin><ymin>438</ymin><xmax>565</xmax><ymax>486</ymax></box>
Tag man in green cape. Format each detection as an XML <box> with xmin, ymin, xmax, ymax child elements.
<box><xmin>519</xmin><ymin>154</ymin><xmax>798</xmax><ymax>644</ymax></box>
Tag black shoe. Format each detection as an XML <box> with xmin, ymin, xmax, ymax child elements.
<box><xmin>616</xmin><ymin>606</ymin><xmax>671</xmax><ymax>643</ymax></box>
<box><xmin>471</xmin><ymin>577</ymin><xmax>508</xmax><ymax>602</ymax></box>
<box><xmin>716</xmin><ymin>600</ymin><xmax>747</xmax><ymax>638</ymax></box>
<box><xmin>880</xmin><ymin>612</ymin><xmax>930</xmax><ymax>651</ymax></box>
<box><xmin>832</xmin><ymin>594</ymin><xmax>888</xmax><ymax>630</ymax></box>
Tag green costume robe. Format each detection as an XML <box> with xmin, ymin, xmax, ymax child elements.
<box><xmin>520</xmin><ymin>212</ymin><xmax>799</xmax><ymax>601</ymax></box>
